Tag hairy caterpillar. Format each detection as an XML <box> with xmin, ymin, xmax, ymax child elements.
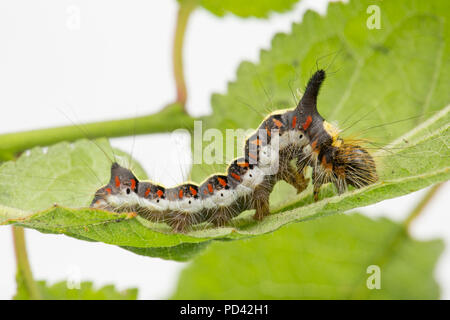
<box><xmin>91</xmin><ymin>70</ymin><xmax>378</xmax><ymax>232</ymax></box>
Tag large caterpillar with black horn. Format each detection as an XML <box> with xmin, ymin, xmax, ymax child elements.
<box><xmin>91</xmin><ymin>70</ymin><xmax>378</xmax><ymax>232</ymax></box>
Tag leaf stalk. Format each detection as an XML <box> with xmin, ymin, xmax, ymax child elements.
<box><xmin>0</xmin><ymin>103</ymin><xmax>196</xmax><ymax>161</ymax></box>
<box><xmin>12</xmin><ymin>226</ymin><xmax>42</xmax><ymax>300</ymax></box>
<box><xmin>173</xmin><ymin>0</ymin><xmax>197</xmax><ymax>108</ymax></box>
<box><xmin>403</xmin><ymin>182</ymin><xmax>444</xmax><ymax>230</ymax></box>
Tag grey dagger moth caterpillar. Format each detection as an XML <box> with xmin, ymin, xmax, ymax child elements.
<box><xmin>91</xmin><ymin>70</ymin><xmax>378</xmax><ymax>232</ymax></box>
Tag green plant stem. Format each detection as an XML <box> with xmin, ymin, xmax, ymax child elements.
<box><xmin>403</xmin><ymin>182</ymin><xmax>444</xmax><ymax>230</ymax></box>
<box><xmin>173</xmin><ymin>0</ymin><xmax>197</xmax><ymax>108</ymax></box>
<box><xmin>0</xmin><ymin>103</ymin><xmax>196</xmax><ymax>161</ymax></box>
<box><xmin>12</xmin><ymin>226</ymin><xmax>42</xmax><ymax>300</ymax></box>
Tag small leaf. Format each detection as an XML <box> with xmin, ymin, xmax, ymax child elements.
<box><xmin>172</xmin><ymin>213</ymin><xmax>444</xmax><ymax>299</ymax></box>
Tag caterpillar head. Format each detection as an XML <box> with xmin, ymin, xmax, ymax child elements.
<box><xmin>90</xmin><ymin>162</ymin><xmax>139</xmax><ymax>210</ymax></box>
<box><xmin>334</xmin><ymin>143</ymin><xmax>378</xmax><ymax>189</ymax></box>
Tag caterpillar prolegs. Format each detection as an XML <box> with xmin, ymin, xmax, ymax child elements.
<box><xmin>91</xmin><ymin>70</ymin><xmax>378</xmax><ymax>232</ymax></box>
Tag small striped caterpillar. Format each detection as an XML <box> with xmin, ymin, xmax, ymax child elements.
<box><xmin>91</xmin><ymin>70</ymin><xmax>378</xmax><ymax>232</ymax></box>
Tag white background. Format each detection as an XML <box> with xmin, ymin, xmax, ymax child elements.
<box><xmin>0</xmin><ymin>0</ymin><xmax>449</xmax><ymax>299</ymax></box>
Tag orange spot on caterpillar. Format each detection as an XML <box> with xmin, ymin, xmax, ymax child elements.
<box><xmin>237</xmin><ymin>161</ymin><xmax>249</xmax><ymax>167</ymax></box>
<box><xmin>248</xmin><ymin>152</ymin><xmax>258</xmax><ymax>160</ymax></box>
<box><xmin>156</xmin><ymin>189</ymin><xmax>163</xmax><ymax>198</ymax></box>
<box><xmin>106</xmin><ymin>188</ymin><xmax>112</xmax><ymax>194</ymax></box>
<box><xmin>231</xmin><ymin>173</ymin><xmax>241</xmax><ymax>181</ymax></box>
<box><xmin>272</xmin><ymin>118</ymin><xmax>283</xmax><ymax>128</ymax></box>
<box><xmin>203</xmin><ymin>189</ymin><xmax>208</xmax><ymax>194</ymax></box>
<box><xmin>179</xmin><ymin>189</ymin><xmax>184</xmax><ymax>199</ymax></box>
<box><xmin>217</xmin><ymin>177</ymin><xmax>227</xmax><ymax>187</ymax></box>
<box><xmin>266</xmin><ymin>126</ymin><xmax>271</xmax><ymax>137</ymax></box>
<box><xmin>189</xmin><ymin>186</ymin><xmax>197</xmax><ymax>196</ymax></box>
<box><xmin>115</xmin><ymin>176</ymin><xmax>120</xmax><ymax>187</ymax></box>
<box><xmin>250</xmin><ymin>139</ymin><xmax>262</xmax><ymax>146</ymax></box>
<box><xmin>126</xmin><ymin>212</ymin><xmax>137</xmax><ymax>219</ymax></box>
<box><xmin>321</xmin><ymin>156</ymin><xmax>332</xmax><ymax>171</ymax></box>
<box><xmin>130</xmin><ymin>179</ymin><xmax>136</xmax><ymax>190</ymax></box>
<box><xmin>311</xmin><ymin>140</ymin><xmax>318</xmax><ymax>151</ymax></box>
<box><xmin>207</xmin><ymin>184</ymin><xmax>214</xmax><ymax>193</ymax></box>
<box><xmin>144</xmin><ymin>188</ymin><xmax>151</xmax><ymax>197</ymax></box>
<box><xmin>292</xmin><ymin>116</ymin><xmax>297</xmax><ymax>129</ymax></box>
<box><xmin>303</xmin><ymin>116</ymin><xmax>312</xmax><ymax>130</ymax></box>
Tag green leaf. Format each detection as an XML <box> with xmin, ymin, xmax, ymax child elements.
<box><xmin>172</xmin><ymin>213</ymin><xmax>444</xmax><ymax>299</ymax></box>
<box><xmin>197</xmin><ymin>0</ymin><xmax>301</xmax><ymax>18</ymax></box>
<box><xmin>189</xmin><ymin>0</ymin><xmax>450</xmax><ymax>236</ymax></box>
<box><xmin>15</xmin><ymin>275</ymin><xmax>138</xmax><ymax>300</ymax></box>
<box><xmin>1</xmin><ymin>0</ymin><xmax>449</xmax><ymax>261</ymax></box>
<box><xmin>0</xmin><ymin>140</ymin><xmax>211</xmax><ymax>261</ymax></box>
<box><xmin>0</xmin><ymin>139</ymin><xmax>147</xmax><ymax>214</ymax></box>
<box><xmin>122</xmin><ymin>241</ymin><xmax>212</xmax><ymax>261</ymax></box>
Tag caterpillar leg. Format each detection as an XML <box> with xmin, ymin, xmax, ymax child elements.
<box><xmin>252</xmin><ymin>177</ymin><xmax>275</xmax><ymax>221</ymax></box>
<box><xmin>311</xmin><ymin>167</ymin><xmax>329</xmax><ymax>202</ymax></box>
<box><xmin>137</xmin><ymin>208</ymin><xmax>166</xmax><ymax>224</ymax></box>
<box><xmin>277</xmin><ymin>150</ymin><xmax>310</xmax><ymax>194</ymax></box>
<box><xmin>313</xmin><ymin>186</ymin><xmax>321</xmax><ymax>202</ymax></box>
<box><xmin>166</xmin><ymin>212</ymin><xmax>195</xmax><ymax>233</ymax></box>
<box><xmin>166</xmin><ymin>218</ymin><xmax>188</xmax><ymax>232</ymax></box>
<box><xmin>282</xmin><ymin>164</ymin><xmax>310</xmax><ymax>194</ymax></box>
<box><xmin>209</xmin><ymin>207</ymin><xmax>232</xmax><ymax>227</ymax></box>
<box><xmin>253</xmin><ymin>196</ymin><xmax>270</xmax><ymax>221</ymax></box>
